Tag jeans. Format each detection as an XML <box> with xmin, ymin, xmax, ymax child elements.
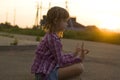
<box><xmin>35</xmin><ymin>65</ymin><xmax>59</xmax><ymax>80</ymax></box>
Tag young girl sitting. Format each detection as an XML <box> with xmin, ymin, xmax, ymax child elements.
<box><xmin>31</xmin><ymin>6</ymin><xmax>89</xmax><ymax>80</ymax></box>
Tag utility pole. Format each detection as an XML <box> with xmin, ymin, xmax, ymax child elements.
<box><xmin>65</xmin><ymin>0</ymin><xmax>73</xmax><ymax>30</ymax></box>
<box><xmin>49</xmin><ymin>0</ymin><xmax>52</xmax><ymax>9</ymax></box>
<box><xmin>6</xmin><ymin>11</ymin><xmax>8</xmax><ymax>22</ymax></box>
<box><xmin>39</xmin><ymin>1</ymin><xmax>42</xmax><ymax>27</ymax></box>
<box><xmin>34</xmin><ymin>2</ymin><xmax>39</xmax><ymax>27</ymax></box>
<box><xmin>13</xmin><ymin>8</ymin><xmax>16</xmax><ymax>26</ymax></box>
<box><xmin>65</xmin><ymin>0</ymin><xmax>68</xmax><ymax>11</ymax></box>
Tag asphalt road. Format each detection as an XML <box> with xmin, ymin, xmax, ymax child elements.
<box><xmin>0</xmin><ymin>33</ymin><xmax>120</xmax><ymax>80</ymax></box>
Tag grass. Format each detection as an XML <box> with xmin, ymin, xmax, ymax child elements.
<box><xmin>0</xmin><ymin>33</ymin><xmax>14</xmax><ymax>38</ymax></box>
<box><xmin>0</xmin><ymin>28</ymin><xmax>45</xmax><ymax>36</ymax></box>
<box><xmin>0</xmin><ymin>27</ymin><xmax>120</xmax><ymax>45</ymax></box>
<box><xmin>64</xmin><ymin>30</ymin><xmax>120</xmax><ymax>45</ymax></box>
<box><xmin>10</xmin><ymin>38</ymin><xmax>18</xmax><ymax>46</ymax></box>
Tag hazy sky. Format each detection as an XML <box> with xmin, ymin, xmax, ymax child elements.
<box><xmin>0</xmin><ymin>0</ymin><xmax>120</xmax><ymax>32</ymax></box>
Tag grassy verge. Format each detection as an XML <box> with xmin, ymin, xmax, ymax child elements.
<box><xmin>64</xmin><ymin>30</ymin><xmax>120</xmax><ymax>45</ymax></box>
<box><xmin>0</xmin><ymin>28</ymin><xmax>45</xmax><ymax>36</ymax></box>
<box><xmin>0</xmin><ymin>28</ymin><xmax>120</xmax><ymax>45</ymax></box>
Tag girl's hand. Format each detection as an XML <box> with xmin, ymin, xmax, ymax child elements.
<box><xmin>79</xmin><ymin>42</ymin><xmax>89</xmax><ymax>61</ymax></box>
<box><xmin>81</xmin><ymin>42</ymin><xmax>89</xmax><ymax>54</ymax></box>
<box><xmin>74</xmin><ymin>42</ymin><xmax>89</xmax><ymax>61</ymax></box>
<box><xmin>74</xmin><ymin>43</ymin><xmax>81</xmax><ymax>56</ymax></box>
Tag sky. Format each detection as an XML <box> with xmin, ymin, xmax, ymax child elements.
<box><xmin>0</xmin><ymin>0</ymin><xmax>120</xmax><ymax>32</ymax></box>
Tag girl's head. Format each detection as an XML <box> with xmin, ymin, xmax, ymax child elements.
<box><xmin>44</xmin><ymin>6</ymin><xmax>69</xmax><ymax>33</ymax></box>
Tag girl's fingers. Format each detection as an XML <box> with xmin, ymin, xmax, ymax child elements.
<box><xmin>80</xmin><ymin>49</ymin><xmax>89</xmax><ymax>54</ymax></box>
<box><xmin>76</xmin><ymin>42</ymin><xmax>90</xmax><ymax>55</ymax></box>
<box><xmin>84</xmin><ymin>49</ymin><xmax>89</xmax><ymax>54</ymax></box>
<box><xmin>81</xmin><ymin>42</ymin><xmax>84</xmax><ymax>49</ymax></box>
<box><xmin>75</xmin><ymin>43</ymin><xmax>81</xmax><ymax>53</ymax></box>
<box><xmin>76</xmin><ymin>43</ymin><xmax>80</xmax><ymax>48</ymax></box>
<box><xmin>81</xmin><ymin>42</ymin><xmax>89</xmax><ymax>54</ymax></box>
<box><xmin>81</xmin><ymin>42</ymin><xmax>84</xmax><ymax>55</ymax></box>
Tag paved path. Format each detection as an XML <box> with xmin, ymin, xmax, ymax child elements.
<box><xmin>0</xmin><ymin>33</ymin><xmax>120</xmax><ymax>80</ymax></box>
<box><xmin>0</xmin><ymin>32</ymin><xmax>39</xmax><ymax>46</ymax></box>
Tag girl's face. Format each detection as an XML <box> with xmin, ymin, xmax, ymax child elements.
<box><xmin>57</xmin><ymin>19</ymin><xmax>68</xmax><ymax>32</ymax></box>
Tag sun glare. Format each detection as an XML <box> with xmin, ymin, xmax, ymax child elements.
<box><xmin>99</xmin><ymin>21</ymin><xmax>119</xmax><ymax>31</ymax></box>
<box><xmin>96</xmin><ymin>14</ymin><xmax>120</xmax><ymax>31</ymax></box>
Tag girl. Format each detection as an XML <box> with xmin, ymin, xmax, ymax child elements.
<box><xmin>31</xmin><ymin>6</ymin><xmax>89</xmax><ymax>80</ymax></box>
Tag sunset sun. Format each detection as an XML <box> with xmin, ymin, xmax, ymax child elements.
<box><xmin>99</xmin><ymin>20</ymin><xmax>119</xmax><ymax>31</ymax></box>
<box><xmin>96</xmin><ymin>14</ymin><xmax>120</xmax><ymax>31</ymax></box>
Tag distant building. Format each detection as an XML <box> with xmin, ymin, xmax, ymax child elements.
<box><xmin>40</xmin><ymin>15</ymin><xmax>86</xmax><ymax>31</ymax></box>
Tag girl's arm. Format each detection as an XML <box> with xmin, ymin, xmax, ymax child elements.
<box><xmin>47</xmin><ymin>34</ymin><xmax>82</xmax><ymax>67</ymax></box>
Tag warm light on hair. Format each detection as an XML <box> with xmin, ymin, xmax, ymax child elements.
<box><xmin>44</xmin><ymin>6</ymin><xmax>69</xmax><ymax>33</ymax></box>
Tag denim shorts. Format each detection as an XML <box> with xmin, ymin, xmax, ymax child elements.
<box><xmin>35</xmin><ymin>65</ymin><xmax>59</xmax><ymax>80</ymax></box>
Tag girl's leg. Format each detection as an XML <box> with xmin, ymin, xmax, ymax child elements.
<box><xmin>58</xmin><ymin>63</ymin><xmax>84</xmax><ymax>80</ymax></box>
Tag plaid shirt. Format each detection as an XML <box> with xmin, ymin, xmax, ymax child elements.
<box><xmin>31</xmin><ymin>33</ymin><xmax>81</xmax><ymax>76</ymax></box>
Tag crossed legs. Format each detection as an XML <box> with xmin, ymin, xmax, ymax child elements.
<box><xmin>58</xmin><ymin>63</ymin><xmax>84</xmax><ymax>80</ymax></box>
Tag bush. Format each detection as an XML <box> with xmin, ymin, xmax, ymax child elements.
<box><xmin>36</xmin><ymin>36</ymin><xmax>41</xmax><ymax>41</ymax></box>
<box><xmin>10</xmin><ymin>38</ymin><xmax>18</xmax><ymax>45</ymax></box>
